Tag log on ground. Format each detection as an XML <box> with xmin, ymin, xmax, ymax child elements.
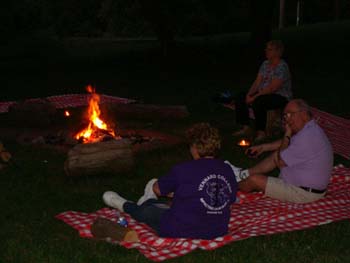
<box><xmin>64</xmin><ymin>139</ymin><xmax>134</xmax><ymax>176</ymax></box>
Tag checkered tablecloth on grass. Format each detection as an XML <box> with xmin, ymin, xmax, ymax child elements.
<box><xmin>0</xmin><ymin>94</ymin><xmax>135</xmax><ymax>113</ymax></box>
<box><xmin>311</xmin><ymin>107</ymin><xmax>350</xmax><ymax>160</ymax></box>
<box><xmin>56</xmin><ymin>165</ymin><xmax>350</xmax><ymax>261</ymax></box>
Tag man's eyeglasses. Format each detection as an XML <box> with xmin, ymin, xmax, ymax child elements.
<box><xmin>283</xmin><ymin>110</ymin><xmax>304</xmax><ymax>120</ymax></box>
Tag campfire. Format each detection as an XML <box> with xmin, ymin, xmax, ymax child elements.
<box><xmin>75</xmin><ymin>85</ymin><xmax>120</xmax><ymax>143</ymax></box>
<box><xmin>5</xmin><ymin>86</ymin><xmax>185</xmax><ymax>176</ymax></box>
<box><xmin>237</xmin><ymin>139</ymin><xmax>250</xmax><ymax>147</ymax></box>
<box><xmin>64</xmin><ymin>86</ymin><xmax>132</xmax><ymax>176</ymax></box>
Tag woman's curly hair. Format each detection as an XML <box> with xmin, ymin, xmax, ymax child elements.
<box><xmin>186</xmin><ymin>123</ymin><xmax>221</xmax><ymax>157</ymax></box>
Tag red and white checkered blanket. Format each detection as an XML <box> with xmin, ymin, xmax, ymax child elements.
<box><xmin>56</xmin><ymin>165</ymin><xmax>350</xmax><ymax>261</ymax></box>
<box><xmin>0</xmin><ymin>94</ymin><xmax>135</xmax><ymax>113</ymax></box>
<box><xmin>311</xmin><ymin>107</ymin><xmax>350</xmax><ymax>160</ymax></box>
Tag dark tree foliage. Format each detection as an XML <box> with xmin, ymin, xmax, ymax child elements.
<box><xmin>1</xmin><ymin>0</ymin><xmax>252</xmax><ymax>39</ymax></box>
<box><xmin>96</xmin><ymin>0</ymin><xmax>153</xmax><ymax>37</ymax></box>
<box><xmin>2</xmin><ymin>0</ymin><xmax>350</xmax><ymax>42</ymax></box>
<box><xmin>49</xmin><ymin>0</ymin><xmax>103</xmax><ymax>37</ymax></box>
<box><xmin>1</xmin><ymin>0</ymin><xmax>49</xmax><ymax>39</ymax></box>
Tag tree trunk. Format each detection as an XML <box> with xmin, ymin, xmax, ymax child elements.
<box><xmin>334</xmin><ymin>0</ymin><xmax>340</xmax><ymax>21</ymax></box>
<box><xmin>279</xmin><ymin>0</ymin><xmax>286</xmax><ymax>29</ymax></box>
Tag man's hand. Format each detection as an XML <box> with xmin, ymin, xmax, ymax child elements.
<box><xmin>283</xmin><ymin>122</ymin><xmax>292</xmax><ymax>136</ymax></box>
<box><xmin>279</xmin><ymin>122</ymin><xmax>292</xmax><ymax>150</ymax></box>
<box><xmin>245</xmin><ymin>144</ymin><xmax>265</xmax><ymax>157</ymax></box>
<box><xmin>274</xmin><ymin>122</ymin><xmax>292</xmax><ymax>167</ymax></box>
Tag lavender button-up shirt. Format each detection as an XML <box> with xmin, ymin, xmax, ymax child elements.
<box><xmin>280</xmin><ymin>120</ymin><xmax>333</xmax><ymax>190</ymax></box>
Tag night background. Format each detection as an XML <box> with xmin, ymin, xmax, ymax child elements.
<box><xmin>1</xmin><ymin>0</ymin><xmax>350</xmax><ymax>262</ymax></box>
<box><xmin>2</xmin><ymin>0</ymin><xmax>350</xmax><ymax>113</ymax></box>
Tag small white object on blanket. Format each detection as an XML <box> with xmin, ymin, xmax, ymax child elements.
<box><xmin>224</xmin><ymin>160</ymin><xmax>250</xmax><ymax>183</ymax></box>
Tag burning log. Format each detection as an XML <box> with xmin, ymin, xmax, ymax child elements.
<box><xmin>76</xmin><ymin>128</ymin><xmax>118</xmax><ymax>144</ymax></box>
<box><xmin>75</xmin><ymin>88</ymin><xmax>118</xmax><ymax>144</ymax></box>
<box><xmin>64</xmin><ymin>139</ymin><xmax>134</xmax><ymax>176</ymax></box>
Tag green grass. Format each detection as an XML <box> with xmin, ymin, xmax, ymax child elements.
<box><xmin>1</xmin><ymin>21</ymin><xmax>350</xmax><ymax>262</ymax></box>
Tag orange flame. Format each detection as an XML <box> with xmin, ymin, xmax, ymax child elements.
<box><xmin>86</xmin><ymin>84</ymin><xmax>95</xmax><ymax>93</ymax></box>
<box><xmin>238</xmin><ymin>139</ymin><xmax>250</xmax><ymax>147</ymax></box>
<box><xmin>75</xmin><ymin>86</ymin><xmax>116</xmax><ymax>143</ymax></box>
<box><xmin>64</xmin><ymin>110</ymin><xmax>70</xmax><ymax>117</ymax></box>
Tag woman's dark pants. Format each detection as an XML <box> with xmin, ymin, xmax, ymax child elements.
<box><xmin>123</xmin><ymin>199</ymin><xmax>169</xmax><ymax>233</ymax></box>
<box><xmin>235</xmin><ymin>92</ymin><xmax>288</xmax><ymax>131</ymax></box>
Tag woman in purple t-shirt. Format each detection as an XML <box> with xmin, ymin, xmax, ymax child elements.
<box><xmin>102</xmin><ymin>123</ymin><xmax>238</xmax><ymax>241</ymax></box>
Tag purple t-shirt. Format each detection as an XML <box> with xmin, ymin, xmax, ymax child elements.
<box><xmin>157</xmin><ymin>158</ymin><xmax>237</xmax><ymax>239</ymax></box>
<box><xmin>280</xmin><ymin>120</ymin><xmax>333</xmax><ymax>190</ymax></box>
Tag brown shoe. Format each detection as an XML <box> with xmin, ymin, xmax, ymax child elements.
<box><xmin>91</xmin><ymin>217</ymin><xmax>139</xmax><ymax>242</ymax></box>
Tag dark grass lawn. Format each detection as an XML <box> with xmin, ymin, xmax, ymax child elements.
<box><xmin>1</xmin><ymin>21</ymin><xmax>350</xmax><ymax>262</ymax></box>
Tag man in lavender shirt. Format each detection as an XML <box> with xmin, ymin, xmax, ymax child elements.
<box><xmin>233</xmin><ymin>99</ymin><xmax>333</xmax><ymax>203</ymax></box>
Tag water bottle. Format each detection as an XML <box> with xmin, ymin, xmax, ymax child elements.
<box><xmin>117</xmin><ymin>217</ymin><xmax>128</xmax><ymax>227</ymax></box>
